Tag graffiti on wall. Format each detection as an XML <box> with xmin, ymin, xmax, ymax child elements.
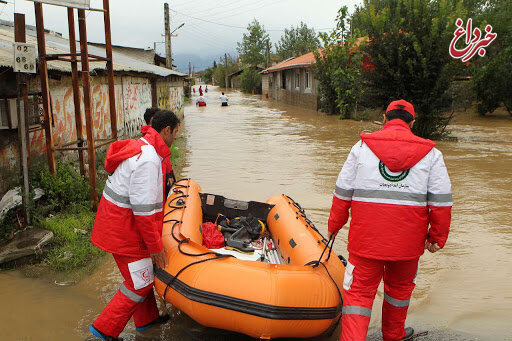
<box><xmin>1</xmin><ymin>75</ymin><xmax>183</xmax><ymax>170</ymax></box>
<box><xmin>157</xmin><ymin>82</ymin><xmax>184</xmax><ymax>115</ymax></box>
<box><xmin>122</xmin><ymin>77</ymin><xmax>152</xmax><ymax>138</ymax></box>
<box><xmin>27</xmin><ymin>82</ymin><xmax>124</xmax><ymax>156</ymax></box>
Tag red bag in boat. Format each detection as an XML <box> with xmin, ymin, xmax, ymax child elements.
<box><xmin>202</xmin><ymin>222</ymin><xmax>225</xmax><ymax>249</ymax></box>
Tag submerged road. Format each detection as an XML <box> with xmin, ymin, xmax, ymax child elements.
<box><xmin>0</xmin><ymin>85</ymin><xmax>511</xmax><ymax>341</ymax></box>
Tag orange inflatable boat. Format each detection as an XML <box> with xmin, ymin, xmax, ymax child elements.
<box><xmin>154</xmin><ymin>179</ymin><xmax>346</xmax><ymax>339</ymax></box>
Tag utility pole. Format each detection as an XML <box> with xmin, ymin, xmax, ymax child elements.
<box><xmin>224</xmin><ymin>53</ymin><xmax>228</xmax><ymax>88</ymax></box>
<box><xmin>14</xmin><ymin>13</ymin><xmax>31</xmax><ymax>225</ymax></box>
<box><xmin>188</xmin><ymin>61</ymin><xmax>191</xmax><ymax>77</ymax></box>
<box><xmin>164</xmin><ymin>2</ymin><xmax>172</xmax><ymax>69</ymax></box>
<box><xmin>266</xmin><ymin>39</ymin><xmax>270</xmax><ymax>68</ymax></box>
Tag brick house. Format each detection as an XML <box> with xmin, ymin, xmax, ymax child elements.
<box><xmin>261</xmin><ymin>51</ymin><xmax>319</xmax><ymax>111</ymax></box>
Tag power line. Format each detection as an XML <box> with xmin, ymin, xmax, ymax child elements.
<box><xmin>171</xmin><ymin>9</ymin><xmax>333</xmax><ymax>32</ymax></box>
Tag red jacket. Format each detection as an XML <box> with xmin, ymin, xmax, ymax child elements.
<box><xmin>141</xmin><ymin>125</ymin><xmax>175</xmax><ymax>197</ymax></box>
<box><xmin>91</xmin><ymin>127</ymin><xmax>170</xmax><ymax>257</ymax></box>
<box><xmin>328</xmin><ymin>120</ymin><xmax>452</xmax><ymax>260</ymax></box>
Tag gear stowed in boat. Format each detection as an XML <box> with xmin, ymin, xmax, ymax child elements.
<box><xmin>154</xmin><ymin>179</ymin><xmax>346</xmax><ymax>339</ymax></box>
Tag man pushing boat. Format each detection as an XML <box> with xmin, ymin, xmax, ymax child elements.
<box><xmin>89</xmin><ymin>110</ymin><xmax>180</xmax><ymax>340</ymax></box>
<box><xmin>328</xmin><ymin>100</ymin><xmax>452</xmax><ymax>341</ymax></box>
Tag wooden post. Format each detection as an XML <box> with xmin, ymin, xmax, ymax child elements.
<box><xmin>103</xmin><ymin>0</ymin><xmax>117</xmax><ymax>139</ymax></box>
<box><xmin>78</xmin><ymin>9</ymin><xmax>99</xmax><ymax>208</ymax></box>
<box><xmin>151</xmin><ymin>79</ymin><xmax>157</xmax><ymax>107</ymax></box>
<box><xmin>164</xmin><ymin>3</ymin><xmax>172</xmax><ymax>68</ymax></box>
<box><xmin>67</xmin><ymin>8</ymin><xmax>86</xmax><ymax>176</ymax></box>
<box><xmin>34</xmin><ymin>3</ymin><xmax>56</xmax><ymax>174</ymax></box>
<box><xmin>15</xmin><ymin>13</ymin><xmax>31</xmax><ymax>225</ymax></box>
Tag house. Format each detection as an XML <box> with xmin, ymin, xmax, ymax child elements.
<box><xmin>261</xmin><ymin>38</ymin><xmax>369</xmax><ymax>111</ymax></box>
<box><xmin>0</xmin><ymin>19</ymin><xmax>186</xmax><ymax>184</ymax></box>
<box><xmin>261</xmin><ymin>51</ymin><xmax>319</xmax><ymax>111</ymax></box>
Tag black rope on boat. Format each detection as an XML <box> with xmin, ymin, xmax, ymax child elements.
<box><xmin>160</xmin><ymin>179</ymin><xmax>234</xmax><ymax>301</ymax></box>
<box><xmin>284</xmin><ymin>194</ymin><xmax>327</xmax><ymax>243</ymax></box>
<box><xmin>304</xmin><ymin>234</ymin><xmax>343</xmax><ymax>310</ymax></box>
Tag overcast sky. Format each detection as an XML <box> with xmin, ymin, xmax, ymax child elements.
<box><xmin>1</xmin><ymin>0</ymin><xmax>362</xmax><ymax>69</ymax></box>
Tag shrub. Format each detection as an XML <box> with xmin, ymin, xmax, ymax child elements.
<box><xmin>240</xmin><ymin>68</ymin><xmax>262</xmax><ymax>94</ymax></box>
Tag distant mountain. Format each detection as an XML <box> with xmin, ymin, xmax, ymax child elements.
<box><xmin>173</xmin><ymin>53</ymin><xmax>234</xmax><ymax>73</ymax></box>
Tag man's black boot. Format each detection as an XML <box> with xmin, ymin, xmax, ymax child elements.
<box><xmin>399</xmin><ymin>327</ymin><xmax>415</xmax><ymax>340</ymax></box>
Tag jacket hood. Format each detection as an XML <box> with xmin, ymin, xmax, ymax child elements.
<box><xmin>104</xmin><ymin>139</ymin><xmax>141</xmax><ymax>173</ymax></box>
<box><xmin>360</xmin><ymin>119</ymin><xmax>436</xmax><ymax>172</ymax></box>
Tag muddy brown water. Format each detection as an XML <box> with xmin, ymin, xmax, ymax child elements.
<box><xmin>1</xmin><ymin>86</ymin><xmax>511</xmax><ymax>341</ymax></box>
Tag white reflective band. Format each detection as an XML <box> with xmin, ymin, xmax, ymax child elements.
<box><xmin>104</xmin><ymin>184</ymin><xmax>130</xmax><ymax>204</ymax></box>
<box><xmin>384</xmin><ymin>292</ymin><xmax>410</xmax><ymax>307</ymax></box>
<box><xmin>342</xmin><ymin>305</ymin><xmax>372</xmax><ymax>317</ymax></box>
<box><xmin>353</xmin><ymin>189</ymin><xmax>427</xmax><ymax>203</ymax></box>
<box><xmin>427</xmin><ymin>192</ymin><xmax>452</xmax><ymax>202</ymax></box>
<box><xmin>120</xmin><ymin>283</ymin><xmax>146</xmax><ymax>303</ymax></box>
<box><xmin>131</xmin><ymin>202</ymin><xmax>163</xmax><ymax>213</ymax></box>
<box><xmin>335</xmin><ymin>186</ymin><xmax>354</xmax><ymax>198</ymax></box>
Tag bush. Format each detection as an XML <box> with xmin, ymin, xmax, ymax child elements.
<box><xmin>36</xmin><ymin>162</ymin><xmax>91</xmax><ymax>212</ymax></box>
<box><xmin>240</xmin><ymin>68</ymin><xmax>262</xmax><ymax>94</ymax></box>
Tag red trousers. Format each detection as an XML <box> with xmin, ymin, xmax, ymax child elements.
<box><xmin>340</xmin><ymin>254</ymin><xmax>419</xmax><ymax>341</ymax></box>
<box><xmin>93</xmin><ymin>254</ymin><xmax>160</xmax><ymax>338</ymax></box>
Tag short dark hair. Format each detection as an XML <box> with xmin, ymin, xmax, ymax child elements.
<box><xmin>385</xmin><ymin>109</ymin><xmax>414</xmax><ymax>123</ymax></box>
<box><xmin>143</xmin><ymin>107</ymin><xmax>160</xmax><ymax>125</ymax></box>
<box><xmin>151</xmin><ymin>110</ymin><xmax>180</xmax><ymax>133</ymax></box>
<box><xmin>222</xmin><ymin>92</ymin><xmax>225</xmax><ymax>95</ymax></box>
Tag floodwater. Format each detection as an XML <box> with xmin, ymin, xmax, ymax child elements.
<box><xmin>1</xmin><ymin>86</ymin><xmax>511</xmax><ymax>341</ymax></box>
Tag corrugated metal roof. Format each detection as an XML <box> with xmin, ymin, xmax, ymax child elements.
<box><xmin>0</xmin><ymin>20</ymin><xmax>186</xmax><ymax>77</ymax></box>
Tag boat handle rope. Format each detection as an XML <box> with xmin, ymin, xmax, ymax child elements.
<box><xmin>160</xmin><ymin>179</ymin><xmax>234</xmax><ymax>301</ymax></box>
<box><xmin>284</xmin><ymin>194</ymin><xmax>328</xmax><ymax>243</ymax></box>
<box><xmin>304</xmin><ymin>234</ymin><xmax>344</xmax><ymax>313</ymax></box>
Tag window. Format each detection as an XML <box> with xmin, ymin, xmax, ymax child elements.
<box><xmin>0</xmin><ymin>99</ymin><xmax>10</xmax><ymax>129</ymax></box>
<box><xmin>305</xmin><ymin>69</ymin><xmax>311</xmax><ymax>89</ymax></box>
<box><xmin>295</xmin><ymin>71</ymin><xmax>300</xmax><ymax>89</ymax></box>
<box><xmin>0</xmin><ymin>95</ymin><xmax>42</xmax><ymax>130</ymax></box>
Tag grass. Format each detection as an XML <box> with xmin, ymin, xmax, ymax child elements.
<box><xmin>38</xmin><ymin>206</ymin><xmax>104</xmax><ymax>272</ymax></box>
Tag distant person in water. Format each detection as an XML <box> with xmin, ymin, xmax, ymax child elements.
<box><xmin>199</xmin><ymin>85</ymin><xmax>203</xmax><ymax>96</ymax></box>
<box><xmin>220</xmin><ymin>92</ymin><xmax>229</xmax><ymax>107</ymax></box>
<box><xmin>192</xmin><ymin>87</ymin><xmax>196</xmax><ymax>94</ymax></box>
<box><xmin>196</xmin><ymin>94</ymin><xmax>206</xmax><ymax>107</ymax></box>
<box><xmin>205</xmin><ymin>85</ymin><xmax>208</xmax><ymax>93</ymax></box>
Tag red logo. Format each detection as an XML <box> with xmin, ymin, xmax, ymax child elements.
<box><xmin>449</xmin><ymin>18</ymin><xmax>497</xmax><ymax>62</ymax></box>
<box><xmin>141</xmin><ymin>269</ymin><xmax>151</xmax><ymax>283</ymax></box>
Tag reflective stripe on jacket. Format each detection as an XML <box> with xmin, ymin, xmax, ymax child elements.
<box><xmin>328</xmin><ymin>120</ymin><xmax>452</xmax><ymax>260</ymax></box>
<box><xmin>91</xmin><ymin>128</ymin><xmax>169</xmax><ymax>257</ymax></box>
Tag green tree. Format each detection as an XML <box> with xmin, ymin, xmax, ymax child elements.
<box><xmin>356</xmin><ymin>0</ymin><xmax>467</xmax><ymax>139</ymax></box>
<box><xmin>213</xmin><ymin>55</ymin><xmax>238</xmax><ymax>88</ymax></box>
<box><xmin>237</xmin><ymin>19</ymin><xmax>269</xmax><ymax>67</ymax></box>
<box><xmin>275</xmin><ymin>22</ymin><xmax>321</xmax><ymax>60</ymax></box>
<box><xmin>471</xmin><ymin>0</ymin><xmax>512</xmax><ymax>115</ymax></box>
<box><xmin>240</xmin><ymin>68</ymin><xmax>262</xmax><ymax>94</ymax></box>
<box><xmin>314</xmin><ymin>7</ymin><xmax>366</xmax><ymax>117</ymax></box>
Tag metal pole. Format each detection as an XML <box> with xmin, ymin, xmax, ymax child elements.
<box><xmin>224</xmin><ymin>53</ymin><xmax>228</xmax><ymax>88</ymax></box>
<box><xmin>14</xmin><ymin>13</ymin><xmax>31</xmax><ymax>225</ymax></box>
<box><xmin>78</xmin><ymin>9</ymin><xmax>99</xmax><ymax>208</ymax></box>
<box><xmin>34</xmin><ymin>3</ymin><xmax>56</xmax><ymax>174</ymax></box>
<box><xmin>67</xmin><ymin>8</ymin><xmax>86</xmax><ymax>176</ymax></box>
<box><xmin>164</xmin><ymin>3</ymin><xmax>172</xmax><ymax>68</ymax></box>
<box><xmin>266</xmin><ymin>40</ymin><xmax>270</xmax><ymax>68</ymax></box>
<box><xmin>103</xmin><ymin>0</ymin><xmax>117</xmax><ymax>139</ymax></box>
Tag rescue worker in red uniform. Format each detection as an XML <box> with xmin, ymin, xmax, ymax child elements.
<box><xmin>142</xmin><ymin>107</ymin><xmax>176</xmax><ymax>198</ymax></box>
<box><xmin>328</xmin><ymin>100</ymin><xmax>452</xmax><ymax>341</ymax></box>
<box><xmin>89</xmin><ymin>110</ymin><xmax>180</xmax><ymax>341</ymax></box>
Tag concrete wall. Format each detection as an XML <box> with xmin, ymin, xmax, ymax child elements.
<box><xmin>0</xmin><ymin>73</ymin><xmax>184</xmax><ymax>178</ymax></box>
<box><xmin>265</xmin><ymin>67</ymin><xmax>317</xmax><ymax>110</ymax></box>
<box><xmin>261</xmin><ymin>74</ymin><xmax>269</xmax><ymax>96</ymax></box>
